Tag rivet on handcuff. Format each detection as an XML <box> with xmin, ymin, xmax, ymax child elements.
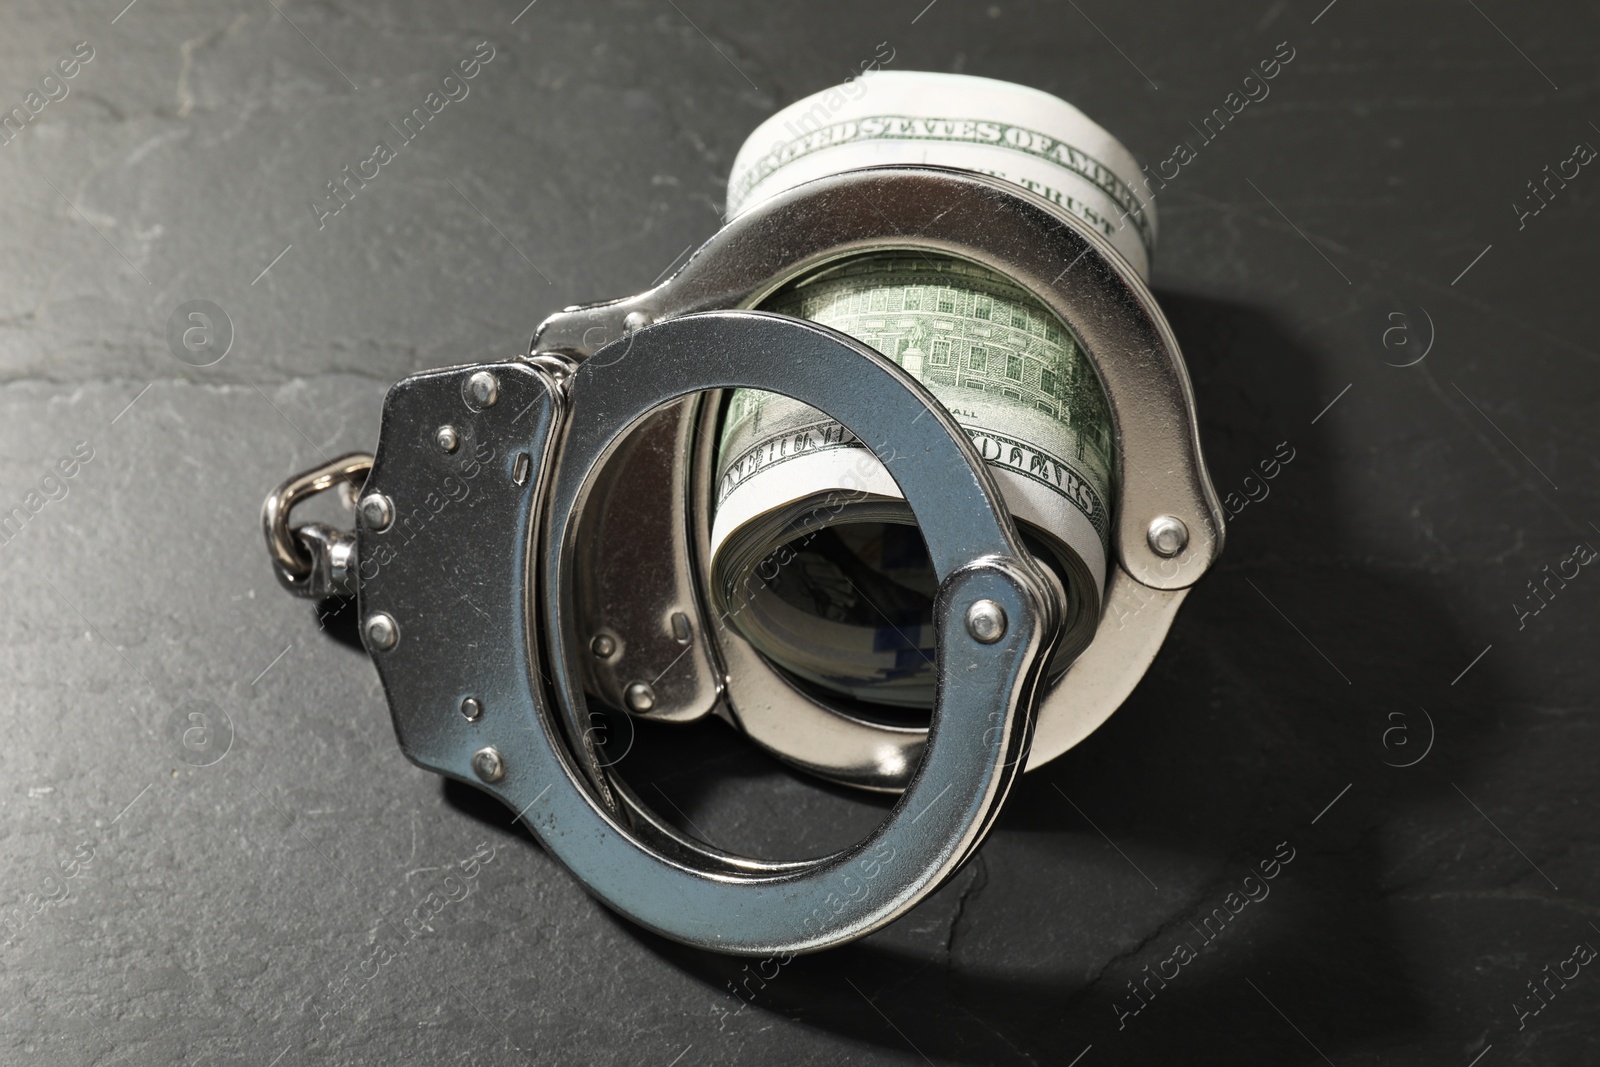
<box><xmin>261</xmin><ymin>72</ymin><xmax>1224</xmax><ymax>955</ymax></box>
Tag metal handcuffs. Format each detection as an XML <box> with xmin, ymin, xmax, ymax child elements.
<box><xmin>263</xmin><ymin>167</ymin><xmax>1224</xmax><ymax>954</ymax></box>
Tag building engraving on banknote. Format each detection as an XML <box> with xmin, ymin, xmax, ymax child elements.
<box><xmin>718</xmin><ymin>254</ymin><xmax>1112</xmax><ymax>545</ymax></box>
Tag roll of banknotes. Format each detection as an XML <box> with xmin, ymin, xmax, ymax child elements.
<box><xmin>710</xmin><ymin>72</ymin><xmax>1153</xmax><ymax>712</ymax></box>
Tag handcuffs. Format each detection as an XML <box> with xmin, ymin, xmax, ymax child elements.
<box><xmin>263</xmin><ymin>165</ymin><xmax>1223</xmax><ymax>955</ymax></box>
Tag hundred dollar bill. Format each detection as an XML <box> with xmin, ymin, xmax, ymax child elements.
<box><xmin>710</xmin><ymin>253</ymin><xmax>1114</xmax><ymax>709</ymax></box>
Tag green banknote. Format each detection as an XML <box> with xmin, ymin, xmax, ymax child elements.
<box><xmin>710</xmin><ymin>253</ymin><xmax>1114</xmax><ymax>711</ymax></box>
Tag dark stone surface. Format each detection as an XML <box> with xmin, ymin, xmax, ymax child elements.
<box><xmin>1</xmin><ymin>0</ymin><xmax>1595</xmax><ymax>1063</ymax></box>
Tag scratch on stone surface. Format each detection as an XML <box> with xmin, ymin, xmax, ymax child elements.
<box><xmin>176</xmin><ymin>41</ymin><xmax>199</xmax><ymax>119</ymax></box>
<box><xmin>1389</xmin><ymin>888</ymin><xmax>1600</xmax><ymax>917</ymax></box>
<box><xmin>953</xmin><ymin>1001</ymin><xmax>1039</xmax><ymax>1066</ymax></box>
<box><xmin>944</xmin><ymin>854</ymin><xmax>989</xmax><ymax>957</ymax></box>
<box><xmin>1517</xmin><ymin>703</ymin><xmax>1596</xmax><ymax>717</ymax></box>
<box><xmin>1061</xmin><ymin>903</ymin><xmax>1186</xmax><ymax>1013</ymax></box>
<box><xmin>176</xmin><ymin>13</ymin><xmax>252</xmax><ymax>119</ymax></box>
<box><xmin>1059</xmin><ymin>831</ymin><xmax>1274</xmax><ymax>1014</ymax></box>
<box><xmin>75</xmin><ymin>93</ymin><xmax>129</xmax><ymax>123</ymax></box>
<box><xmin>125</xmin><ymin>129</ymin><xmax>189</xmax><ymax>170</ymax></box>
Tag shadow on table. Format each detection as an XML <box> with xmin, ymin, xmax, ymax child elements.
<box><xmin>433</xmin><ymin>292</ymin><xmax>1503</xmax><ymax>1064</ymax></box>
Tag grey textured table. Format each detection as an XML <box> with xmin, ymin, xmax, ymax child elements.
<box><xmin>1</xmin><ymin>1</ymin><xmax>1596</xmax><ymax>1064</ymax></box>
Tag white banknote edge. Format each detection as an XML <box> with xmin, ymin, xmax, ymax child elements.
<box><xmin>709</xmin><ymin>445</ymin><xmax>1108</xmax><ymax>597</ymax></box>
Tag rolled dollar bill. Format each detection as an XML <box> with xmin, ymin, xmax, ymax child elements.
<box><xmin>725</xmin><ymin>70</ymin><xmax>1155</xmax><ymax>278</ymax></box>
<box><xmin>711</xmin><ymin>72</ymin><xmax>1152</xmax><ymax>712</ymax></box>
